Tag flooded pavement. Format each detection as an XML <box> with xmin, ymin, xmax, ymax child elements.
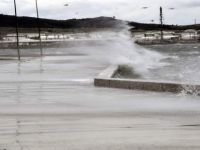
<box><xmin>0</xmin><ymin>33</ymin><xmax>200</xmax><ymax>150</ymax></box>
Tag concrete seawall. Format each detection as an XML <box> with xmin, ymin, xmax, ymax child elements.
<box><xmin>94</xmin><ymin>65</ymin><xmax>200</xmax><ymax>95</ymax></box>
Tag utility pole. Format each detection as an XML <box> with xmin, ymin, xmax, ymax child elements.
<box><xmin>14</xmin><ymin>0</ymin><xmax>20</xmax><ymax>60</ymax></box>
<box><xmin>35</xmin><ymin>0</ymin><xmax>43</xmax><ymax>57</ymax></box>
<box><xmin>160</xmin><ymin>6</ymin><xmax>164</xmax><ymax>41</ymax></box>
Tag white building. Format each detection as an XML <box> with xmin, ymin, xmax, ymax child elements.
<box><xmin>182</xmin><ymin>29</ymin><xmax>198</xmax><ymax>40</ymax></box>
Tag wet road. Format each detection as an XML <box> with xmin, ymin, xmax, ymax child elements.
<box><xmin>0</xmin><ymin>39</ymin><xmax>200</xmax><ymax>150</ymax></box>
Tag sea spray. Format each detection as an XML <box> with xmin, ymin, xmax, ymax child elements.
<box><xmin>84</xmin><ymin>27</ymin><xmax>167</xmax><ymax>77</ymax></box>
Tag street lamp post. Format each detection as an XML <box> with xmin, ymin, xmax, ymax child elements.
<box><xmin>13</xmin><ymin>0</ymin><xmax>20</xmax><ymax>60</ymax></box>
<box><xmin>160</xmin><ymin>6</ymin><xmax>164</xmax><ymax>41</ymax></box>
<box><xmin>142</xmin><ymin>6</ymin><xmax>175</xmax><ymax>41</ymax></box>
<box><xmin>35</xmin><ymin>0</ymin><xmax>43</xmax><ymax>57</ymax></box>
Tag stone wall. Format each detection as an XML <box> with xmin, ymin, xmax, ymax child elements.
<box><xmin>94</xmin><ymin>65</ymin><xmax>200</xmax><ymax>95</ymax></box>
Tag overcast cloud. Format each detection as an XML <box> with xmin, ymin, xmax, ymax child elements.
<box><xmin>0</xmin><ymin>0</ymin><xmax>200</xmax><ymax>25</ymax></box>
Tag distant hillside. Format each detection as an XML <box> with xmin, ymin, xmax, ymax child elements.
<box><xmin>129</xmin><ymin>22</ymin><xmax>200</xmax><ymax>31</ymax></box>
<box><xmin>0</xmin><ymin>14</ymin><xmax>124</xmax><ymax>29</ymax></box>
<box><xmin>1</xmin><ymin>14</ymin><xmax>200</xmax><ymax>31</ymax></box>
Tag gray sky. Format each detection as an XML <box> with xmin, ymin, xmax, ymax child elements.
<box><xmin>0</xmin><ymin>0</ymin><xmax>200</xmax><ymax>25</ymax></box>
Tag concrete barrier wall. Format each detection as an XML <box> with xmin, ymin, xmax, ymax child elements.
<box><xmin>96</xmin><ymin>65</ymin><xmax>118</xmax><ymax>79</ymax></box>
<box><xmin>94</xmin><ymin>65</ymin><xmax>200</xmax><ymax>95</ymax></box>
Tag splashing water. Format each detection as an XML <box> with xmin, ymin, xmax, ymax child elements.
<box><xmin>178</xmin><ymin>85</ymin><xmax>200</xmax><ymax>97</ymax></box>
<box><xmin>85</xmin><ymin>28</ymin><xmax>167</xmax><ymax>76</ymax></box>
<box><xmin>83</xmin><ymin>27</ymin><xmax>200</xmax><ymax>96</ymax></box>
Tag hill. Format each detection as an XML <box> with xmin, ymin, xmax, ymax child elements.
<box><xmin>0</xmin><ymin>14</ymin><xmax>200</xmax><ymax>31</ymax></box>
<box><xmin>0</xmin><ymin>14</ymin><xmax>124</xmax><ymax>29</ymax></box>
<box><xmin>129</xmin><ymin>22</ymin><xmax>200</xmax><ymax>31</ymax></box>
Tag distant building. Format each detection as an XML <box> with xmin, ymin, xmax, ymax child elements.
<box><xmin>182</xmin><ymin>29</ymin><xmax>198</xmax><ymax>40</ymax></box>
<box><xmin>143</xmin><ymin>33</ymin><xmax>157</xmax><ymax>40</ymax></box>
<box><xmin>162</xmin><ymin>32</ymin><xmax>181</xmax><ymax>41</ymax></box>
<box><xmin>144</xmin><ymin>33</ymin><xmax>155</xmax><ymax>37</ymax></box>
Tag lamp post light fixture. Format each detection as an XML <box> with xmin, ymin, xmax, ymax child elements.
<box><xmin>13</xmin><ymin>0</ymin><xmax>20</xmax><ymax>60</ymax></box>
<box><xmin>35</xmin><ymin>0</ymin><xmax>43</xmax><ymax>57</ymax></box>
